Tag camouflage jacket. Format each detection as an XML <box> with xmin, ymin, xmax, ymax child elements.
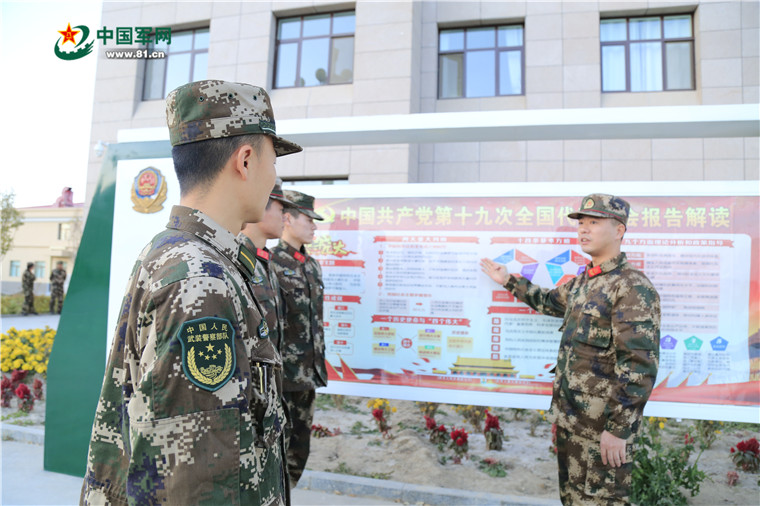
<box><xmin>22</xmin><ymin>270</ymin><xmax>35</xmax><ymax>291</ymax></box>
<box><xmin>270</xmin><ymin>240</ymin><xmax>327</xmax><ymax>392</ymax></box>
<box><xmin>237</xmin><ymin>235</ymin><xmax>285</xmax><ymax>356</ymax></box>
<box><xmin>505</xmin><ymin>252</ymin><xmax>660</xmax><ymax>441</ymax></box>
<box><xmin>50</xmin><ymin>268</ymin><xmax>66</xmax><ymax>288</ymax></box>
<box><xmin>81</xmin><ymin>206</ymin><xmax>287</xmax><ymax>506</ymax></box>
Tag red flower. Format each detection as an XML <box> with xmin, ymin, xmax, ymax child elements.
<box><xmin>1</xmin><ymin>376</ymin><xmax>11</xmax><ymax>390</ymax></box>
<box><xmin>11</xmin><ymin>370</ymin><xmax>28</xmax><ymax>384</ymax></box>
<box><xmin>372</xmin><ymin>408</ymin><xmax>385</xmax><ymax>421</ymax></box>
<box><xmin>424</xmin><ymin>415</ymin><xmax>436</xmax><ymax>430</ymax></box>
<box><xmin>730</xmin><ymin>447</ymin><xmax>735</xmax><ymax>453</ymax></box>
<box><xmin>456</xmin><ymin>437</ymin><xmax>464</xmax><ymax>446</ymax></box>
<box><xmin>15</xmin><ymin>384</ymin><xmax>31</xmax><ymax>399</ymax></box>
<box><xmin>736</xmin><ymin>438</ymin><xmax>760</xmax><ymax>455</ymax></box>
<box><xmin>437</xmin><ymin>424</ymin><xmax>446</xmax><ymax>432</ymax></box>
<box><xmin>484</xmin><ymin>411</ymin><xmax>501</xmax><ymax>431</ymax></box>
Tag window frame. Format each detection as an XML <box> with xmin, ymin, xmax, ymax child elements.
<box><xmin>34</xmin><ymin>261</ymin><xmax>45</xmax><ymax>279</ymax></box>
<box><xmin>600</xmin><ymin>14</ymin><xmax>695</xmax><ymax>93</ymax></box>
<box><xmin>9</xmin><ymin>260</ymin><xmax>20</xmax><ymax>277</ymax></box>
<box><xmin>273</xmin><ymin>10</ymin><xmax>356</xmax><ymax>89</ymax></box>
<box><xmin>142</xmin><ymin>27</ymin><xmax>209</xmax><ymax>101</ymax></box>
<box><xmin>437</xmin><ymin>23</ymin><xmax>526</xmax><ymax>100</ymax></box>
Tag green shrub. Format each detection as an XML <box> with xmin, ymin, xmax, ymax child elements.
<box><xmin>632</xmin><ymin>418</ymin><xmax>706</xmax><ymax>505</ymax></box>
<box><xmin>1</xmin><ymin>293</ymin><xmax>57</xmax><ymax>314</ymax></box>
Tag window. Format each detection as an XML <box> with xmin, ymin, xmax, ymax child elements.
<box><xmin>438</xmin><ymin>24</ymin><xmax>524</xmax><ymax>99</ymax></box>
<box><xmin>143</xmin><ymin>27</ymin><xmax>209</xmax><ymax>100</ymax></box>
<box><xmin>9</xmin><ymin>261</ymin><xmax>20</xmax><ymax>277</ymax></box>
<box><xmin>34</xmin><ymin>261</ymin><xmax>45</xmax><ymax>279</ymax></box>
<box><xmin>58</xmin><ymin>223</ymin><xmax>72</xmax><ymax>241</ymax></box>
<box><xmin>601</xmin><ymin>14</ymin><xmax>694</xmax><ymax>92</ymax></box>
<box><xmin>274</xmin><ymin>11</ymin><xmax>355</xmax><ymax>88</ymax></box>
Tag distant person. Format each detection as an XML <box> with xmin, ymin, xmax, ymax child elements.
<box><xmin>481</xmin><ymin>194</ymin><xmax>660</xmax><ymax>505</ymax></box>
<box><xmin>21</xmin><ymin>262</ymin><xmax>37</xmax><ymax>315</ymax></box>
<box><xmin>54</xmin><ymin>187</ymin><xmax>74</xmax><ymax>207</ymax></box>
<box><xmin>270</xmin><ymin>190</ymin><xmax>327</xmax><ymax>487</ymax></box>
<box><xmin>49</xmin><ymin>261</ymin><xmax>66</xmax><ymax>314</ymax></box>
<box><xmin>80</xmin><ymin>80</ymin><xmax>301</xmax><ymax>505</ymax></box>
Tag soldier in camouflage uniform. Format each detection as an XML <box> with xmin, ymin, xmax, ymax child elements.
<box><xmin>481</xmin><ymin>194</ymin><xmax>660</xmax><ymax>505</ymax></box>
<box><xmin>49</xmin><ymin>261</ymin><xmax>66</xmax><ymax>314</ymax></box>
<box><xmin>239</xmin><ymin>179</ymin><xmax>292</xmax><ymax>355</ymax></box>
<box><xmin>80</xmin><ymin>80</ymin><xmax>302</xmax><ymax>506</ymax></box>
<box><xmin>270</xmin><ymin>190</ymin><xmax>327</xmax><ymax>486</ymax></box>
<box><xmin>21</xmin><ymin>262</ymin><xmax>37</xmax><ymax>315</ymax></box>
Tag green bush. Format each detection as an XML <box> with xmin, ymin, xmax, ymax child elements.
<box><xmin>1</xmin><ymin>293</ymin><xmax>57</xmax><ymax>315</ymax></box>
<box><xmin>632</xmin><ymin>418</ymin><xmax>706</xmax><ymax>505</ymax></box>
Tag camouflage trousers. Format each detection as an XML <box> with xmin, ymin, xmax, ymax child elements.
<box><xmin>283</xmin><ymin>389</ymin><xmax>315</xmax><ymax>487</ymax></box>
<box><xmin>50</xmin><ymin>287</ymin><xmax>64</xmax><ymax>314</ymax></box>
<box><xmin>22</xmin><ymin>289</ymin><xmax>35</xmax><ymax>314</ymax></box>
<box><xmin>556</xmin><ymin>426</ymin><xmax>633</xmax><ymax>505</ymax></box>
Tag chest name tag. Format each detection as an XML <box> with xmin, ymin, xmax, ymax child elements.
<box><xmin>177</xmin><ymin>317</ymin><xmax>236</xmax><ymax>392</ymax></box>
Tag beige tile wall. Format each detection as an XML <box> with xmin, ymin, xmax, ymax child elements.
<box><xmin>85</xmin><ymin>0</ymin><xmax>759</xmax><ymax>210</ymax></box>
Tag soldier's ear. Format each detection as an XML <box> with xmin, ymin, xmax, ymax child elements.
<box><xmin>615</xmin><ymin>222</ymin><xmax>626</xmax><ymax>241</ymax></box>
<box><xmin>232</xmin><ymin>144</ymin><xmax>255</xmax><ymax>181</ymax></box>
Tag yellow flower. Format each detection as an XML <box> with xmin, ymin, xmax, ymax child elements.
<box><xmin>658</xmin><ymin>422</ymin><xmax>664</xmax><ymax>429</ymax></box>
<box><xmin>648</xmin><ymin>416</ymin><xmax>655</xmax><ymax>423</ymax></box>
<box><xmin>391</xmin><ymin>407</ymin><xmax>397</xmax><ymax>413</ymax></box>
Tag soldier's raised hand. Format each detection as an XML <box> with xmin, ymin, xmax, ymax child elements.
<box><xmin>480</xmin><ymin>258</ymin><xmax>508</xmax><ymax>286</ymax></box>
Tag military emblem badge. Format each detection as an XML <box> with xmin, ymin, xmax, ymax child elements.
<box><xmin>131</xmin><ymin>167</ymin><xmax>167</xmax><ymax>214</ymax></box>
<box><xmin>583</xmin><ymin>197</ymin><xmax>595</xmax><ymax>209</ymax></box>
<box><xmin>177</xmin><ymin>317</ymin><xmax>236</xmax><ymax>392</ymax></box>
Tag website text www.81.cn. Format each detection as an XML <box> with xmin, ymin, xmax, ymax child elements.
<box><xmin>105</xmin><ymin>49</ymin><xmax>166</xmax><ymax>59</ymax></box>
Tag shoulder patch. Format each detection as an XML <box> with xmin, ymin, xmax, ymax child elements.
<box><xmin>177</xmin><ymin>317</ymin><xmax>236</xmax><ymax>392</ymax></box>
<box><xmin>283</xmin><ymin>268</ymin><xmax>297</xmax><ymax>276</ymax></box>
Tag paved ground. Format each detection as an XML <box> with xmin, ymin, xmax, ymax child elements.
<box><xmin>0</xmin><ymin>437</ymin><xmax>392</xmax><ymax>505</ymax></box>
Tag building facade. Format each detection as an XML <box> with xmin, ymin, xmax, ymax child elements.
<box><xmin>84</xmin><ymin>0</ymin><xmax>759</xmax><ymax>207</ymax></box>
<box><xmin>1</xmin><ymin>203</ymin><xmax>83</xmax><ymax>295</ymax></box>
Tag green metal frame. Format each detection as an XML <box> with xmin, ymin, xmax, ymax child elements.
<box><xmin>44</xmin><ymin>140</ymin><xmax>171</xmax><ymax>476</ymax></box>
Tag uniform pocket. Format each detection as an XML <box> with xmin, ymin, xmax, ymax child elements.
<box><xmin>250</xmin><ymin>363</ymin><xmax>285</xmax><ymax>449</ymax></box>
<box><xmin>584</xmin><ymin>441</ymin><xmax>633</xmax><ymax>499</ymax></box>
<box><xmin>573</xmin><ymin>308</ymin><xmax>613</xmax><ymax>349</ymax></box>
<box><xmin>129</xmin><ymin>409</ymin><xmax>241</xmax><ymax>505</ymax></box>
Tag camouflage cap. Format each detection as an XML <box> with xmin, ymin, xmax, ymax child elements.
<box><xmin>269</xmin><ymin>178</ymin><xmax>291</xmax><ymax>206</ymax></box>
<box><xmin>283</xmin><ymin>189</ymin><xmax>324</xmax><ymax>221</ymax></box>
<box><xmin>165</xmin><ymin>80</ymin><xmax>302</xmax><ymax>157</ymax></box>
<box><xmin>568</xmin><ymin>193</ymin><xmax>630</xmax><ymax>227</ymax></box>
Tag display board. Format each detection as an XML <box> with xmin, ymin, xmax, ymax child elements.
<box><xmin>107</xmin><ymin>159</ymin><xmax>759</xmax><ymax>422</ymax></box>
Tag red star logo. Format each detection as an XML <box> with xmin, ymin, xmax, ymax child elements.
<box><xmin>58</xmin><ymin>23</ymin><xmax>80</xmax><ymax>45</ymax></box>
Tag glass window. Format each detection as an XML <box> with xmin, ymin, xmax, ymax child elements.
<box><xmin>274</xmin><ymin>11</ymin><xmax>355</xmax><ymax>88</ymax></box>
<box><xmin>9</xmin><ymin>260</ymin><xmax>20</xmax><ymax>277</ymax></box>
<box><xmin>438</xmin><ymin>24</ymin><xmax>524</xmax><ymax>99</ymax></box>
<box><xmin>34</xmin><ymin>261</ymin><xmax>45</xmax><ymax>279</ymax></box>
<box><xmin>143</xmin><ymin>28</ymin><xmax>209</xmax><ymax>101</ymax></box>
<box><xmin>601</xmin><ymin>45</ymin><xmax>626</xmax><ymax>92</ymax></box>
<box><xmin>600</xmin><ymin>14</ymin><xmax>694</xmax><ymax>93</ymax></box>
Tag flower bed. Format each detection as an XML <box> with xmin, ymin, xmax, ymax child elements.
<box><xmin>1</xmin><ymin>327</ymin><xmax>55</xmax><ymax>375</ymax></box>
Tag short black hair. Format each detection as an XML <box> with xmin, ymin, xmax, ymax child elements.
<box><xmin>171</xmin><ymin>134</ymin><xmax>264</xmax><ymax>195</ymax></box>
<box><xmin>283</xmin><ymin>207</ymin><xmax>301</xmax><ymax>219</ymax></box>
